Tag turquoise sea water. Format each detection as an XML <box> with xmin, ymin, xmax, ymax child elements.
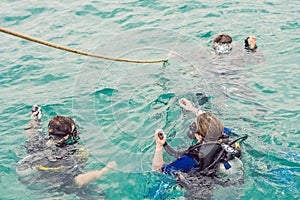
<box><xmin>1</xmin><ymin>0</ymin><xmax>299</xmax><ymax>199</ymax></box>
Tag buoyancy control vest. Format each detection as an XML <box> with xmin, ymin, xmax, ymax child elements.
<box><xmin>185</xmin><ymin>135</ymin><xmax>247</xmax><ymax>175</ymax></box>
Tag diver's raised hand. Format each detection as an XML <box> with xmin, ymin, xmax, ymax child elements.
<box><xmin>25</xmin><ymin>105</ymin><xmax>42</xmax><ymax>133</ymax></box>
<box><xmin>106</xmin><ymin>161</ymin><xmax>117</xmax><ymax>169</ymax></box>
<box><xmin>30</xmin><ymin>105</ymin><xmax>42</xmax><ymax>121</ymax></box>
<box><xmin>154</xmin><ymin>129</ymin><xmax>166</xmax><ymax>147</ymax></box>
<box><xmin>179</xmin><ymin>98</ymin><xmax>197</xmax><ymax>113</ymax></box>
<box><xmin>179</xmin><ymin>98</ymin><xmax>205</xmax><ymax>116</ymax></box>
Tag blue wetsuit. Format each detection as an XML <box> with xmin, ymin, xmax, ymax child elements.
<box><xmin>162</xmin><ymin>155</ymin><xmax>198</xmax><ymax>175</ymax></box>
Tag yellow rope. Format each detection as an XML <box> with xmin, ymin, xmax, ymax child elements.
<box><xmin>0</xmin><ymin>27</ymin><xmax>169</xmax><ymax>64</ymax></box>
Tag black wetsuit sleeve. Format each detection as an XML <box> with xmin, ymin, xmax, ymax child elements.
<box><xmin>163</xmin><ymin>142</ymin><xmax>186</xmax><ymax>158</ymax></box>
<box><xmin>24</xmin><ymin>119</ymin><xmax>46</xmax><ymax>154</ymax></box>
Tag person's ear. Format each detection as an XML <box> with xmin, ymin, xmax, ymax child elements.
<box><xmin>195</xmin><ymin>133</ymin><xmax>203</xmax><ymax>141</ymax></box>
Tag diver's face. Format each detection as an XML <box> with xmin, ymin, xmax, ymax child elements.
<box><xmin>46</xmin><ymin>134</ymin><xmax>70</xmax><ymax>146</ymax></box>
<box><xmin>187</xmin><ymin>120</ymin><xmax>204</xmax><ymax>142</ymax></box>
<box><xmin>194</xmin><ymin>132</ymin><xmax>203</xmax><ymax>142</ymax></box>
<box><xmin>47</xmin><ymin>124</ymin><xmax>74</xmax><ymax>143</ymax></box>
<box><xmin>213</xmin><ymin>43</ymin><xmax>232</xmax><ymax>54</ymax></box>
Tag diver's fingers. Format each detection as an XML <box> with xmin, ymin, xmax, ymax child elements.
<box><xmin>179</xmin><ymin>98</ymin><xmax>193</xmax><ymax>108</ymax></box>
<box><xmin>179</xmin><ymin>98</ymin><xmax>187</xmax><ymax>106</ymax></box>
<box><xmin>154</xmin><ymin>129</ymin><xmax>164</xmax><ymax>140</ymax></box>
<box><xmin>154</xmin><ymin>129</ymin><xmax>166</xmax><ymax>145</ymax></box>
<box><xmin>31</xmin><ymin>105</ymin><xmax>41</xmax><ymax>113</ymax></box>
<box><xmin>31</xmin><ymin>107</ymin><xmax>42</xmax><ymax>120</ymax></box>
<box><xmin>179</xmin><ymin>98</ymin><xmax>195</xmax><ymax>111</ymax></box>
<box><xmin>155</xmin><ymin>129</ymin><xmax>163</xmax><ymax>135</ymax></box>
<box><xmin>106</xmin><ymin>161</ymin><xmax>117</xmax><ymax>169</ymax></box>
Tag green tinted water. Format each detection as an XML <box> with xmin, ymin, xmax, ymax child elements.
<box><xmin>0</xmin><ymin>0</ymin><xmax>299</xmax><ymax>199</ymax></box>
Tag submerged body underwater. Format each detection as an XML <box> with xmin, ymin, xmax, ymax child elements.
<box><xmin>0</xmin><ymin>0</ymin><xmax>299</xmax><ymax>199</ymax></box>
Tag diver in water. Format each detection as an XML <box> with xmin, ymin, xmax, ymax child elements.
<box><xmin>17</xmin><ymin>105</ymin><xmax>116</xmax><ymax>198</ymax></box>
<box><xmin>212</xmin><ymin>34</ymin><xmax>233</xmax><ymax>54</ymax></box>
<box><xmin>212</xmin><ymin>33</ymin><xmax>258</xmax><ymax>54</ymax></box>
<box><xmin>152</xmin><ymin>98</ymin><xmax>246</xmax><ymax>199</ymax></box>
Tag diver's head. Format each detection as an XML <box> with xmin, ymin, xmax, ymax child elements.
<box><xmin>48</xmin><ymin>116</ymin><xmax>79</xmax><ymax>145</ymax></box>
<box><xmin>188</xmin><ymin>112</ymin><xmax>224</xmax><ymax>142</ymax></box>
<box><xmin>245</xmin><ymin>36</ymin><xmax>257</xmax><ymax>51</ymax></box>
<box><xmin>213</xmin><ymin>34</ymin><xmax>233</xmax><ymax>54</ymax></box>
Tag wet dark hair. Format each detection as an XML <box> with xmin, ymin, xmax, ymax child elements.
<box><xmin>213</xmin><ymin>34</ymin><xmax>232</xmax><ymax>44</ymax></box>
<box><xmin>48</xmin><ymin>116</ymin><xmax>75</xmax><ymax>136</ymax></box>
<box><xmin>244</xmin><ymin>37</ymin><xmax>250</xmax><ymax>49</ymax></box>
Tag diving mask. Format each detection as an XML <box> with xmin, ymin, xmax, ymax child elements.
<box><xmin>213</xmin><ymin>43</ymin><xmax>232</xmax><ymax>54</ymax></box>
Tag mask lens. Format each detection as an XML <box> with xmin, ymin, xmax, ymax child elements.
<box><xmin>187</xmin><ymin>122</ymin><xmax>198</xmax><ymax>139</ymax></box>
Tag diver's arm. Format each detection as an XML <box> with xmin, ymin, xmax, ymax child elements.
<box><xmin>179</xmin><ymin>98</ymin><xmax>205</xmax><ymax>116</ymax></box>
<box><xmin>164</xmin><ymin>142</ymin><xmax>186</xmax><ymax>158</ymax></box>
<box><xmin>75</xmin><ymin>161</ymin><xmax>117</xmax><ymax>188</ymax></box>
<box><xmin>152</xmin><ymin>129</ymin><xmax>167</xmax><ymax>172</ymax></box>
<box><xmin>152</xmin><ymin>145</ymin><xmax>164</xmax><ymax>172</ymax></box>
<box><xmin>25</xmin><ymin>105</ymin><xmax>42</xmax><ymax>135</ymax></box>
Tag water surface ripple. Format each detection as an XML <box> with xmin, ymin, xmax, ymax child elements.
<box><xmin>0</xmin><ymin>0</ymin><xmax>299</xmax><ymax>199</ymax></box>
